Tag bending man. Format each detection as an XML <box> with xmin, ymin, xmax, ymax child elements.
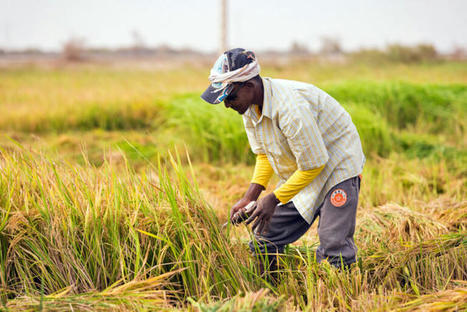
<box><xmin>201</xmin><ymin>48</ymin><xmax>365</xmax><ymax>273</ymax></box>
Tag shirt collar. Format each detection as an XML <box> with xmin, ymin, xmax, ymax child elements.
<box><xmin>244</xmin><ymin>77</ymin><xmax>273</xmax><ymax>122</ymax></box>
<box><xmin>261</xmin><ymin>77</ymin><xmax>273</xmax><ymax>119</ymax></box>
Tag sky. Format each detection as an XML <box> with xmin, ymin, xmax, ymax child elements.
<box><xmin>1</xmin><ymin>0</ymin><xmax>466</xmax><ymax>53</ymax></box>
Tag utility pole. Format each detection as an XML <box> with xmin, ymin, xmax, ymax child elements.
<box><xmin>220</xmin><ymin>0</ymin><xmax>228</xmax><ymax>54</ymax></box>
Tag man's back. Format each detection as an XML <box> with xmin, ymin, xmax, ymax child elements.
<box><xmin>242</xmin><ymin>77</ymin><xmax>365</xmax><ymax>222</ymax></box>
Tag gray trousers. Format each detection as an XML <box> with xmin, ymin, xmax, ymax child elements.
<box><xmin>249</xmin><ymin>176</ymin><xmax>361</xmax><ymax>267</ymax></box>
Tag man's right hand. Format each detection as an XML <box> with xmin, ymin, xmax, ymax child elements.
<box><xmin>229</xmin><ymin>183</ymin><xmax>265</xmax><ymax>225</ymax></box>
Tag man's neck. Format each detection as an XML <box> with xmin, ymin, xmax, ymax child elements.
<box><xmin>256</xmin><ymin>79</ymin><xmax>264</xmax><ymax>112</ymax></box>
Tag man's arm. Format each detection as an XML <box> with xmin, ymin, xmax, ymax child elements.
<box><xmin>273</xmin><ymin>165</ymin><xmax>325</xmax><ymax>204</ymax></box>
<box><xmin>246</xmin><ymin>166</ymin><xmax>324</xmax><ymax>234</ymax></box>
<box><xmin>247</xmin><ymin>96</ymin><xmax>329</xmax><ymax>234</ymax></box>
<box><xmin>251</xmin><ymin>154</ymin><xmax>274</xmax><ymax>188</ymax></box>
<box><xmin>230</xmin><ymin>154</ymin><xmax>273</xmax><ymax>223</ymax></box>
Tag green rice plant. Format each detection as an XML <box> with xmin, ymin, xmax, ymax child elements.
<box><xmin>162</xmin><ymin>89</ymin><xmax>464</xmax><ymax>163</ymax></box>
<box><xmin>326</xmin><ymin>81</ymin><xmax>467</xmax><ymax>144</ymax></box>
<box><xmin>0</xmin><ymin>145</ymin><xmax>269</xmax><ymax>307</ymax></box>
<box><xmin>343</xmin><ymin>104</ymin><xmax>393</xmax><ymax>157</ymax></box>
<box><xmin>0</xmin><ymin>101</ymin><xmax>165</xmax><ymax>133</ymax></box>
<box><xmin>2</xmin><ymin>66</ymin><xmax>465</xmax><ymax>164</ymax></box>
<box><xmin>165</xmin><ymin>94</ymin><xmax>253</xmax><ymax>164</ymax></box>
<box><xmin>395</xmin><ymin>131</ymin><xmax>467</xmax><ymax>164</ymax></box>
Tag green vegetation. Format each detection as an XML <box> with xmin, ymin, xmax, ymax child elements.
<box><xmin>165</xmin><ymin>81</ymin><xmax>466</xmax><ymax>163</ymax></box>
<box><xmin>0</xmin><ymin>62</ymin><xmax>466</xmax><ymax>310</ymax></box>
<box><xmin>327</xmin><ymin>81</ymin><xmax>466</xmax><ymax>140</ymax></box>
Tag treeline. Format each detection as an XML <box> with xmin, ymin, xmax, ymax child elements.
<box><xmin>350</xmin><ymin>44</ymin><xmax>441</xmax><ymax>63</ymax></box>
<box><xmin>1</xmin><ymin>41</ymin><xmax>466</xmax><ymax>63</ymax></box>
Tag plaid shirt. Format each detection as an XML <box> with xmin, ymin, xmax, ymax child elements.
<box><xmin>243</xmin><ymin>78</ymin><xmax>365</xmax><ymax>223</ymax></box>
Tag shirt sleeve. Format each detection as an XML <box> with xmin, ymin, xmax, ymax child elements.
<box><xmin>278</xmin><ymin>93</ymin><xmax>329</xmax><ymax>170</ymax></box>
<box><xmin>273</xmin><ymin>165</ymin><xmax>325</xmax><ymax>203</ymax></box>
<box><xmin>251</xmin><ymin>154</ymin><xmax>274</xmax><ymax>188</ymax></box>
<box><xmin>243</xmin><ymin>115</ymin><xmax>264</xmax><ymax>155</ymax></box>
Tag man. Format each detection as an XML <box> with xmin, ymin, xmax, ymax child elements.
<box><xmin>201</xmin><ymin>48</ymin><xmax>365</xmax><ymax>273</ymax></box>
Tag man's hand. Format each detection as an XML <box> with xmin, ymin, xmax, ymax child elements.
<box><xmin>230</xmin><ymin>197</ymin><xmax>252</xmax><ymax>224</ymax></box>
<box><xmin>230</xmin><ymin>183</ymin><xmax>265</xmax><ymax>225</ymax></box>
<box><xmin>246</xmin><ymin>192</ymin><xmax>280</xmax><ymax>235</ymax></box>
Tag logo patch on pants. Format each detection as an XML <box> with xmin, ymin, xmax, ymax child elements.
<box><xmin>330</xmin><ymin>189</ymin><xmax>347</xmax><ymax>207</ymax></box>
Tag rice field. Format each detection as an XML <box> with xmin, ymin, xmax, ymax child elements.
<box><xmin>0</xmin><ymin>60</ymin><xmax>466</xmax><ymax>311</ymax></box>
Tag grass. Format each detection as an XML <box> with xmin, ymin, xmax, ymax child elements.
<box><xmin>1</xmin><ymin>146</ymin><xmax>465</xmax><ymax>311</ymax></box>
<box><xmin>5</xmin><ymin>82</ymin><xmax>463</xmax><ymax>165</ymax></box>
<box><xmin>326</xmin><ymin>82</ymin><xmax>467</xmax><ymax>135</ymax></box>
<box><xmin>164</xmin><ymin>84</ymin><xmax>466</xmax><ymax>162</ymax></box>
<box><xmin>0</xmin><ymin>147</ymin><xmax>259</xmax><ymax>303</ymax></box>
<box><xmin>0</xmin><ymin>60</ymin><xmax>466</xmax><ymax>310</ymax></box>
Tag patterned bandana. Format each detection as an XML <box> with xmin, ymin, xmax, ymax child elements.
<box><xmin>208</xmin><ymin>53</ymin><xmax>260</xmax><ymax>95</ymax></box>
<box><xmin>201</xmin><ymin>48</ymin><xmax>260</xmax><ymax>104</ymax></box>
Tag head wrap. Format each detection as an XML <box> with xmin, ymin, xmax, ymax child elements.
<box><xmin>208</xmin><ymin>61</ymin><xmax>261</xmax><ymax>91</ymax></box>
<box><xmin>201</xmin><ymin>48</ymin><xmax>261</xmax><ymax>104</ymax></box>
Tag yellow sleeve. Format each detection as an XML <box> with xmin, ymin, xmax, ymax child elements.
<box><xmin>251</xmin><ymin>154</ymin><xmax>274</xmax><ymax>188</ymax></box>
<box><xmin>273</xmin><ymin>165</ymin><xmax>325</xmax><ymax>204</ymax></box>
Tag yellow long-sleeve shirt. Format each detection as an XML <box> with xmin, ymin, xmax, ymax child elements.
<box><xmin>251</xmin><ymin>154</ymin><xmax>325</xmax><ymax>204</ymax></box>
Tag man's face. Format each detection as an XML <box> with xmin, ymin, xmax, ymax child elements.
<box><xmin>223</xmin><ymin>82</ymin><xmax>255</xmax><ymax>115</ymax></box>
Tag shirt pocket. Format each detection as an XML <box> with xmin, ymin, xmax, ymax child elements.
<box><xmin>265</xmin><ymin>134</ymin><xmax>285</xmax><ymax>154</ymax></box>
<box><xmin>264</xmin><ymin>134</ymin><xmax>296</xmax><ymax>177</ymax></box>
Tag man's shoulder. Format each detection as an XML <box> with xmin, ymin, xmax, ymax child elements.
<box><xmin>268</xmin><ymin>78</ymin><xmax>327</xmax><ymax>100</ymax></box>
<box><xmin>267</xmin><ymin>78</ymin><xmax>326</xmax><ymax>111</ymax></box>
<box><xmin>268</xmin><ymin>78</ymin><xmax>315</xmax><ymax>91</ymax></box>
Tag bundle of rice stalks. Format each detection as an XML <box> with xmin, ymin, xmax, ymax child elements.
<box><xmin>4</xmin><ymin>271</ymin><xmax>177</xmax><ymax>311</ymax></box>
<box><xmin>355</xmin><ymin>204</ymin><xmax>466</xmax><ymax>292</ymax></box>
<box><xmin>357</xmin><ymin>203</ymin><xmax>449</xmax><ymax>244</ymax></box>
<box><xmin>420</xmin><ymin>198</ymin><xmax>467</xmax><ymax>231</ymax></box>
<box><xmin>363</xmin><ymin>233</ymin><xmax>466</xmax><ymax>292</ymax></box>
<box><xmin>189</xmin><ymin>288</ymin><xmax>286</xmax><ymax>312</ymax></box>
<box><xmin>395</xmin><ymin>282</ymin><xmax>467</xmax><ymax>312</ymax></box>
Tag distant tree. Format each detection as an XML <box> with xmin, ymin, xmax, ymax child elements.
<box><xmin>415</xmin><ymin>44</ymin><xmax>438</xmax><ymax>61</ymax></box>
<box><xmin>157</xmin><ymin>44</ymin><xmax>175</xmax><ymax>54</ymax></box>
<box><xmin>319</xmin><ymin>36</ymin><xmax>342</xmax><ymax>55</ymax></box>
<box><xmin>289</xmin><ymin>41</ymin><xmax>309</xmax><ymax>55</ymax></box>
<box><xmin>62</xmin><ymin>37</ymin><xmax>85</xmax><ymax>62</ymax></box>
<box><xmin>349</xmin><ymin>48</ymin><xmax>387</xmax><ymax>64</ymax></box>
<box><xmin>387</xmin><ymin>43</ymin><xmax>438</xmax><ymax>63</ymax></box>
<box><xmin>450</xmin><ymin>46</ymin><xmax>467</xmax><ymax>60</ymax></box>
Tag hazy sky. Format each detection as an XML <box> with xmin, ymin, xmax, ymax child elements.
<box><xmin>1</xmin><ymin>0</ymin><xmax>466</xmax><ymax>53</ymax></box>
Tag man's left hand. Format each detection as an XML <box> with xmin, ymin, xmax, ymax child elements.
<box><xmin>245</xmin><ymin>192</ymin><xmax>280</xmax><ymax>235</ymax></box>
